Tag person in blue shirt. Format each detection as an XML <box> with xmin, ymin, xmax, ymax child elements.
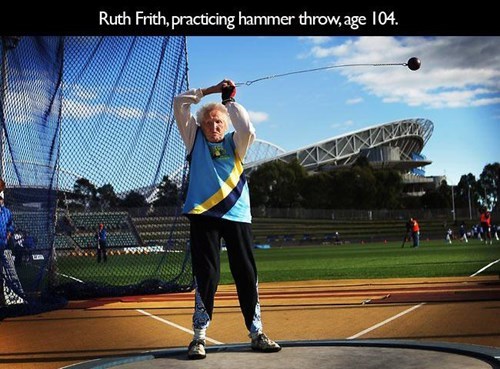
<box><xmin>0</xmin><ymin>190</ymin><xmax>16</xmax><ymax>305</ymax></box>
<box><xmin>0</xmin><ymin>191</ymin><xmax>14</xmax><ymax>250</ymax></box>
<box><xmin>23</xmin><ymin>232</ymin><xmax>36</xmax><ymax>263</ymax></box>
<box><xmin>459</xmin><ymin>221</ymin><xmax>468</xmax><ymax>243</ymax></box>
<box><xmin>174</xmin><ymin>79</ymin><xmax>281</xmax><ymax>360</ymax></box>
<box><xmin>96</xmin><ymin>223</ymin><xmax>107</xmax><ymax>263</ymax></box>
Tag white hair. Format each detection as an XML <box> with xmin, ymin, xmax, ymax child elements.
<box><xmin>196</xmin><ymin>103</ymin><xmax>229</xmax><ymax>127</ymax></box>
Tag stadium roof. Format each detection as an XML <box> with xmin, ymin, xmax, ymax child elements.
<box><xmin>244</xmin><ymin>118</ymin><xmax>434</xmax><ymax>173</ymax></box>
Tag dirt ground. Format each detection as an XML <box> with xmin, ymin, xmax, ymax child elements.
<box><xmin>1</xmin><ymin>275</ymin><xmax>499</xmax><ymax>369</ymax></box>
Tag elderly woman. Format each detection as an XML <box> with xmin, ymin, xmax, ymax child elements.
<box><xmin>174</xmin><ymin>79</ymin><xmax>280</xmax><ymax>360</ymax></box>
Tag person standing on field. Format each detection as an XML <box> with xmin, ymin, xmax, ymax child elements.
<box><xmin>409</xmin><ymin>217</ymin><xmax>420</xmax><ymax>248</ymax></box>
<box><xmin>480</xmin><ymin>207</ymin><xmax>492</xmax><ymax>245</ymax></box>
<box><xmin>174</xmin><ymin>79</ymin><xmax>281</xmax><ymax>360</ymax></box>
<box><xmin>96</xmin><ymin>223</ymin><xmax>107</xmax><ymax>263</ymax></box>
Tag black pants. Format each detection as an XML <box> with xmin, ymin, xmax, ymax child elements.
<box><xmin>97</xmin><ymin>240</ymin><xmax>107</xmax><ymax>262</ymax></box>
<box><xmin>189</xmin><ymin>215</ymin><xmax>260</xmax><ymax>332</ymax></box>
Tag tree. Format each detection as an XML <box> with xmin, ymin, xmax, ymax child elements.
<box><xmin>374</xmin><ymin>169</ymin><xmax>403</xmax><ymax>209</ymax></box>
<box><xmin>73</xmin><ymin>178</ymin><xmax>97</xmax><ymax>209</ymax></box>
<box><xmin>456</xmin><ymin>174</ymin><xmax>477</xmax><ymax>208</ymax></box>
<box><xmin>154</xmin><ymin>175</ymin><xmax>180</xmax><ymax>207</ymax></box>
<box><xmin>326</xmin><ymin>167</ymin><xmax>376</xmax><ymax>209</ymax></box>
<box><xmin>96</xmin><ymin>184</ymin><xmax>119</xmax><ymax>210</ymax></box>
<box><xmin>248</xmin><ymin>160</ymin><xmax>307</xmax><ymax>208</ymax></box>
<box><xmin>300</xmin><ymin>172</ymin><xmax>334</xmax><ymax>208</ymax></box>
<box><xmin>421</xmin><ymin>181</ymin><xmax>450</xmax><ymax>209</ymax></box>
<box><xmin>121</xmin><ymin>191</ymin><xmax>147</xmax><ymax>208</ymax></box>
<box><xmin>271</xmin><ymin>160</ymin><xmax>307</xmax><ymax>208</ymax></box>
<box><xmin>349</xmin><ymin>165</ymin><xmax>377</xmax><ymax>209</ymax></box>
<box><xmin>479</xmin><ymin>162</ymin><xmax>499</xmax><ymax>210</ymax></box>
<box><xmin>248</xmin><ymin>162</ymin><xmax>276</xmax><ymax>207</ymax></box>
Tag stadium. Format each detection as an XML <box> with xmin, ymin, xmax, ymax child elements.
<box><xmin>0</xmin><ymin>36</ymin><xmax>443</xmax><ymax>313</ymax></box>
<box><xmin>245</xmin><ymin>118</ymin><xmax>441</xmax><ymax>196</ymax></box>
<box><xmin>2</xmin><ymin>35</ymin><xmax>499</xmax><ymax>369</ymax></box>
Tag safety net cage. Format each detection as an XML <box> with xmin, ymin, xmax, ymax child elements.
<box><xmin>0</xmin><ymin>36</ymin><xmax>193</xmax><ymax>319</ymax></box>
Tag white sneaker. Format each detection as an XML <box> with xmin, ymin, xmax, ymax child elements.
<box><xmin>187</xmin><ymin>339</ymin><xmax>206</xmax><ymax>360</ymax></box>
<box><xmin>250</xmin><ymin>333</ymin><xmax>281</xmax><ymax>352</ymax></box>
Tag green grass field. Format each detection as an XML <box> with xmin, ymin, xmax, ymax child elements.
<box><xmin>52</xmin><ymin>239</ymin><xmax>500</xmax><ymax>287</ymax></box>
<box><xmin>53</xmin><ymin>251</ymin><xmax>191</xmax><ymax>286</ymax></box>
<box><xmin>220</xmin><ymin>239</ymin><xmax>500</xmax><ymax>284</ymax></box>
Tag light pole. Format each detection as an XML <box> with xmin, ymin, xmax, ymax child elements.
<box><xmin>451</xmin><ymin>185</ymin><xmax>456</xmax><ymax>222</ymax></box>
<box><xmin>468</xmin><ymin>184</ymin><xmax>472</xmax><ymax>220</ymax></box>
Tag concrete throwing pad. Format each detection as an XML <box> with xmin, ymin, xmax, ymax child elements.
<box><xmin>68</xmin><ymin>340</ymin><xmax>500</xmax><ymax>369</ymax></box>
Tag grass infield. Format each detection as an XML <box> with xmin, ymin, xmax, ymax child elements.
<box><xmin>221</xmin><ymin>239</ymin><xmax>500</xmax><ymax>284</ymax></box>
<box><xmin>52</xmin><ymin>239</ymin><xmax>500</xmax><ymax>286</ymax></box>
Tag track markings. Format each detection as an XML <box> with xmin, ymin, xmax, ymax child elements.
<box><xmin>59</xmin><ymin>358</ymin><xmax>101</xmax><ymax>368</ymax></box>
<box><xmin>470</xmin><ymin>259</ymin><xmax>500</xmax><ymax>277</ymax></box>
<box><xmin>347</xmin><ymin>303</ymin><xmax>426</xmax><ymax>339</ymax></box>
<box><xmin>35</xmin><ymin>262</ymin><xmax>85</xmax><ymax>283</ymax></box>
<box><xmin>57</xmin><ymin>272</ymin><xmax>84</xmax><ymax>283</ymax></box>
<box><xmin>136</xmin><ymin>309</ymin><xmax>224</xmax><ymax>345</ymax></box>
<box><xmin>347</xmin><ymin>261</ymin><xmax>500</xmax><ymax>339</ymax></box>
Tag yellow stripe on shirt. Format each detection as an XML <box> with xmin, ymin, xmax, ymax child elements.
<box><xmin>188</xmin><ymin>155</ymin><xmax>244</xmax><ymax>215</ymax></box>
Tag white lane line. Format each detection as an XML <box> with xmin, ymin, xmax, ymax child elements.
<box><xmin>57</xmin><ymin>272</ymin><xmax>84</xmax><ymax>283</ymax></box>
<box><xmin>136</xmin><ymin>309</ymin><xmax>224</xmax><ymax>345</ymax></box>
<box><xmin>347</xmin><ymin>303</ymin><xmax>426</xmax><ymax>339</ymax></box>
<box><xmin>59</xmin><ymin>358</ymin><xmax>101</xmax><ymax>368</ymax></box>
<box><xmin>347</xmin><ymin>259</ymin><xmax>500</xmax><ymax>340</ymax></box>
<box><xmin>470</xmin><ymin>259</ymin><xmax>500</xmax><ymax>277</ymax></box>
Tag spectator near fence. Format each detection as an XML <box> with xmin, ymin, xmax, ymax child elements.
<box><xmin>23</xmin><ymin>233</ymin><xmax>35</xmax><ymax>263</ymax></box>
<box><xmin>0</xmin><ymin>190</ymin><xmax>18</xmax><ymax>304</ymax></box>
<box><xmin>0</xmin><ymin>191</ymin><xmax>14</xmax><ymax>254</ymax></box>
<box><xmin>13</xmin><ymin>229</ymin><xmax>24</xmax><ymax>267</ymax></box>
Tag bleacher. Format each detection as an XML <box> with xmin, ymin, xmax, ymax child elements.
<box><xmin>132</xmin><ymin>215</ymin><xmax>190</xmax><ymax>249</ymax></box>
<box><xmin>70</xmin><ymin>212</ymin><xmax>131</xmax><ymax>231</ymax></box>
<box><xmin>12</xmin><ymin>211</ymin><xmax>51</xmax><ymax>249</ymax></box>
<box><xmin>251</xmin><ymin>217</ymin><xmax>454</xmax><ymax>246</ymax></box>
<box><xmin>54</xmin><ymin>211</ymin><xmax>140</xmax><ymax>250</ymax></box>
<box><xmin>52</xmin><ymin>211</ymin><xmax>457</xmax><ymax>250</ymax></box>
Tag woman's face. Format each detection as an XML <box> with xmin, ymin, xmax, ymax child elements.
<box><xmin>201</xmin><ymin>109</ymin><xmax>227</xmax><ymax>143</ymax></box>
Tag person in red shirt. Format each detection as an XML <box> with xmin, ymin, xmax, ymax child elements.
<box><xmin>410</xmin><ymin>217</ymin><xmax>420</xmax><ymax>248</ymax></box>
<box><xmin>480</xmin><ymin>207</ymin><xmax>492</xmax><ymax>245</ymax></box>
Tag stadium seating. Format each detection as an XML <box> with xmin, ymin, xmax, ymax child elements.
<box><xmin>251</xmin><ymin>218</ymin><xmax>452</xmax><ymax>245</ymax></box>
<box><xmin>131</xmin><ymin>215</ymin><xmax>190</xmax><ymax>248</ymax></box>
<box><xmin>52</xmin><ymin>211</ymin><xmax>458</xmax><ymax>250</ymax></box>
<box><xmin>54</xmin><ymin>211</ymin><xmax>140</xmax><ymax>250</ymax></box>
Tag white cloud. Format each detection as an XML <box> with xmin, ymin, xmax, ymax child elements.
<box><xmin>298</xmin><ymin>36</ymin><xmax>333</xmax><ymax>45</ymax></box>
<box><xmin>306</xmin><ymin>37</ymin><xmax>500</xmax><ymax>109</ymax></box>
<box><xmin>346</xmin><ymin>97</ymin><xmax>363</xmax><ymax>105</ymax></box>
<box><xmin>248</xmin><ymin>111</ymin><xmax>269</xmax><ymax>124</ymax></box>
<box><xmin>331</xmin><ymin>120</ymin><xmax>354</xmax><ymax>129</ymax></box>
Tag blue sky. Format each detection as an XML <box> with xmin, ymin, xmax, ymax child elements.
<box><xmin>185</xmin><ymin>36</ymin><xmax>499</xmax><ymax>185</ymax></box>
